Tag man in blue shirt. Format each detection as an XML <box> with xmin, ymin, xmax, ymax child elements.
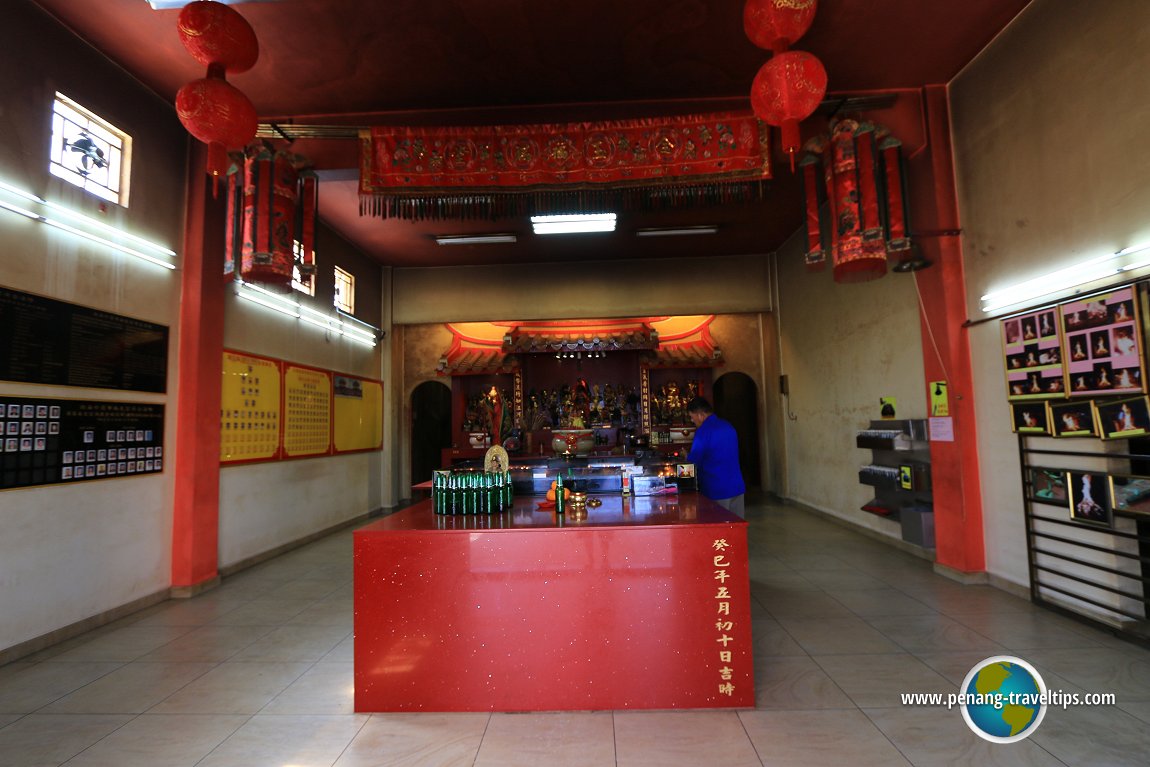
<box><xmin>686</xmin><ymin>396</ymin><xmax>746</xmax><ymax>518</ymax></box>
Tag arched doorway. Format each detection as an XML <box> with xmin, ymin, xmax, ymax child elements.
<box><xmin>410</xmin><ymin>380</ymin><xmax>452</xmax><ymax>485</ymax></box>
<box><xmin>713</xmin><ymin>372</ymin><xmax>761</xmax><ymax>488</ymax></box>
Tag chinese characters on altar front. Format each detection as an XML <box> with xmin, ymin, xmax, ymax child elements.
<box><xmin>713</xmin><ymin>538</ymin><xmax>738</xmax><ymax>698</ymax></box>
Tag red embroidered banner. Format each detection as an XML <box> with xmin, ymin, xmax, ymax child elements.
<box><xmin>359</xmin><ymin>112</ymin><xmax>771</xmax><ymax>219</ymax></box>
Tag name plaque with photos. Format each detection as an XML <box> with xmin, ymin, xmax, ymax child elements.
<box><xmin>0</xmin><ymin>286</ymin><xmax>168</xmax><ymax>393</ymax></box>
<box><xmin>0</xmin><ymin>395</ymin><xmax>164</xmax><ymax>490</ymax></box>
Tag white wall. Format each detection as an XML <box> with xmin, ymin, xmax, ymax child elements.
<box><xmin>218</xmin><ymin>287</ymin><xmax>384</xmax><ymax>569</ymax></box>
<box><xmin>952</xmin><ymin>0</ymin><xmax>1150</xmax><ymax>592</ymax></box>
<box><xmin>772</xmin><ymin>229</ymin><xmax>927</xmax><ymax>539</ymax></box>
<box><xmin>0</xmin><ymin>3</ymin><xmax>187</xmax><ymax>653</ymax></box>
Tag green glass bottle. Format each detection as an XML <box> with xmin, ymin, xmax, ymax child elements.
<box><xmin>555</xmin><ymin>472</ymin><xmax>565</xmax><ymax>515</ymax></box>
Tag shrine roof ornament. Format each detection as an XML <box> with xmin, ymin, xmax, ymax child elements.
<box><xmin>437</xmin><ymin>316</ymin><xmax>722</xmax><ymax>375</ymax></box>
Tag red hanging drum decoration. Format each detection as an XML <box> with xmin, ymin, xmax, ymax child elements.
<box><xmin>176</xmin><ymin>77</ymin><xmax>257</xmax><ymax>177</ymax></box>
<box><xmin>743</xmin><ymin>0</ymin><xmax>818</xmax><ymax>54</ymax></box>
<box><xmin>800</xmin><ymin>118</ymin><xmax>917</xmax><ymax>283</ymax></box>
<box><xmin>750</xmin><ymin>51</ymin><xmax>827</xmax><ymax>170</ymax></box>
<box><xmin>173</xmin><ymin>1</ymin><xmax>260</xmax><ymax>178</ymax></box>
<box><xmin>177</xmin><ymin>0</ymin><xmax>259</xmax><ymax>74</ymax></box>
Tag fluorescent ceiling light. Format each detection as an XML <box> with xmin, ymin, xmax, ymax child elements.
<box><xmin>531</xmin><ymin>213</ymin><xmax>616</xmax><ymax>235</ymax></box>
<box><xmin>979</xmin><ymin>242</ymin><xmax>1150</xmax><ymax>313</ymax></box>
<box><xmin>635</xmin><ymin>225</ymin><xmax>718</xmax><ymax>237</ymax></box>
<box><xmin>435</xmin><ymin>234</ymin><xmax>517</xmax><ymax>245</ymax></box>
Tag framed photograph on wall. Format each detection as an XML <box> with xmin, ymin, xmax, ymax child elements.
<box><xmin>1061</xmin><ymin>286</ymin><xmax>1146</xmax><ymax>397</ymax></box>
<box><xmin>1029</xmin><ymin>467</ymin><xmax>1069</xmax><ymax>506</ymax></box>
<box><xmin>1067</xmin><ymin>470</ymin><xmax>1113</xmax><ymax>527</ymax></box>
<box><xmin>1093</xmin><ymin>395</ymin><xmax>1150</xmax><ymax>440</ymax></box>
<box><xmin>1051</xmin><ymin>400</ymin><xmax>1097</xmax><ymax>437</ymax></box>
<box><xmin>1011</xmin><ymin>401</ymin><xmax>1052</xmax><ymax>434</ymax></box>
<box><xmin>1109</xmin><ymin>474</ymin><xmax>1150</xmax><ymax>517</ymax></box>
<box><xmin>1001</xmin><ymin>308</ymin><xmax>1065</xmax><ymax>401</ymax></box>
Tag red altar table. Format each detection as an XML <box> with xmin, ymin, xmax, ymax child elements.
<box><xmin>353</xmin><ymin>492</ymin><xmax>753</xmax><ymax>712</ymax></box>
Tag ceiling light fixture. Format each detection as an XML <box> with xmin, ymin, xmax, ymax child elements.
<box><xmin>530</xmin><ymin>213</ymin><xmax>616</xmax><ymax>235</ymax></box>
<box><xmin>635</xmin><ymin>225</ymin><xmax>718</xmax><ymax>237</ymax></box>
<box><xmin>434</xmin><ymin>234</ymin><xmax>518</xmax><ymax>245</ymax></box>
<box><xmin>979</xmin><ymin>243</ymin><xmax>1150</xmax><ymax>313</ymax></box>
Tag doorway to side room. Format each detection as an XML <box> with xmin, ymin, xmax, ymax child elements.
<box><xmin>713</xmin><ymin>371</ymin><xmax>761</xmax><ymax>489</ymax></box>
<box><xmin>410</xmin><ymin>380</ymin><xmax>452</xmax><ymax>486</ymax></box>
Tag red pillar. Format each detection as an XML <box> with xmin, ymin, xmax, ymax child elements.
<box><xmin>171</xmin><ymin>142</ymin><xmax>226</xmax><ymax>592</ymax></box>
<box><xmin>912</xmin><ymin>85</ymin><xmax>986</xmax><ymax>574</ymax></box>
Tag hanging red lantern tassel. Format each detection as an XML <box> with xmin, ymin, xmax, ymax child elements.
<box><xmin>800</xmin><ymin>157</ymin><xmax>825</xmax><ymax>271</ymax></box>
<box><xmin>750</xmin><ymin>51</ymin><xmax>827</xmax><ymax>171</ymax></box>
<box><xmin>743</xmin><ymin>0</ymin><xmax>818</xmax><ymax>54</ymax></box>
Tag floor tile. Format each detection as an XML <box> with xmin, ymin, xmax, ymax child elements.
<box><xmin>946</xmin><ymin>612</ymin><xmax>1107</xmax><ymax>650</ymax></box>
<box><xmin>1023</xmin><ymin>647</ymin><xmax>1150</xmax><ymax>700</ymax></box>
<box><xmin>474</xmin><ymin>711</ymin><xmax>614</xmax><ymax>767</ymax></box>
<box><xmin>135</xmin><ymin>624</ymin><xmax>277</xmax><ymax>663</ymax></box>
<box><xmin>0</xmin><ymin>713</ymin><xmax>132</xmax><ymax>767</ymax></box>
<box><xmin>614</xmin><ymin>710</ymin><xmax>761</xmax><ymax>767</ymax></box>
<box><xmin>61</xmin><ymin>713</ymin><xmax>247</xmax><ymax>767</ymax></box>
<box><xmin>823</xmin><ymin>588</ymin><xmax>938</xmax><ymax>618</ymax></box>
<box><xmin>751</xmin><ymin>618</ymin><xmax>807</xmax><ymax>657</ymax></box>
<box><xmin>197</xmin><ymin>714</ymin><xmax>367</xmax><ymax>767</ymax></box>
<box><xmin>41</xmin><ymin>662</ymin><xmax>216</xmax><ymax>715</ymax></box>
<box><xmin>333</xmin><ymin>712</ymin><xmax>489</xmax><ymax>767</ymax></box>
<box><xmin>866</xmin><ymin>615</ymin><xmax>1006</xmax><ymax>654</ymax></box>
<box><xmin>206</xmin><ymin>599</ymin><xmax>316</xmax><ymax>626</ymax></box>
<box><xmin>286</xmin><ymin>598</ymin><xmax>355</xmax><ymax>628</ymax></box>
<box><xmin>813</xmin><ymin>654</ymin><xmax>954</xmax><ymax>708</ymax></box>
<box><xmin>753</xmin><ymin>655</ymin><xmax>854</xmax><ymax>709</ymax></box>
<box><xmin>774</xmin><ymin>616</ymin><xmax>903</xmax><ymax>655</ymax></box>
<box><xmin>229</xmin><ymin>624</ymin><xmax>350</xmax><ymax>662</ymax></box>
<box><xmin>1030</xmin><ymin>700</ymin><xmax>1150</xmax><ymax>767</ymax></box>
<box><xmin>0</xmin><ymin>662</ymin><xmax>122</xmax><ymax>714</ymax></box>
<box><xmin>758</xmin><ymin>592</ymin><xmax>855</xmax><ymax>620</ymax></box>
<box><xmin>147</xmin><ymin>661</ymin><xmax>311</xmax><ymax>714</ymax></box>
<box><xmin>48</xmin><ymin>625</ymin><xmax>196</xmax><ymax>663</ymax></box>
<box><xmin>260</xmin><ymin>661</ymin><xmax>357</xmax><ymax>715</ymax></box>
<box><xmin>864</xmin><ymin>706</ymin><xmax>1067</xmax><ymax>766</ymax></box>
<box><xmin>741</xmin><ymin>708</ymin><xmax>912</xmax><ymax>766</ymax></box>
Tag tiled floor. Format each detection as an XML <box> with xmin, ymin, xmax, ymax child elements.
<box><xmin>1</xmin><ymin>499</ymin><xmax>1149</xmax><ymax>766</ymax></box>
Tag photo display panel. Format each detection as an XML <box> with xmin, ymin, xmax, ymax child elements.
<box><xmin>0</xmin><ymin>395</ymin><xmax>163</xmax><ymax>490</ymax></box>
<box><xmin>0</xmin><ymin>285</ymin><xmax>168</xmax><ymax>393</ymax></box>
<box><xmin>1001</xmin><ymin>307</ymin><xmax>1065</xmax><ymax>400</ymax></box>
<box><xmin>220</xmin><ymin>351</ymin><xmax>281</xmax><ymax>463</ymax></box>
<box><xmin>1061</xmin><ymin>286</ymin><xmax>1145</xmax><ymax>397</ymax></box>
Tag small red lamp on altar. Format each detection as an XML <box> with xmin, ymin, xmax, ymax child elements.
<box><xmin>750</xmin><ymin>51</ymin><xmax>828</xmax><ymax>171</ymax></box>
<box><xmin>743</xmin><ymin>0</ymin><xmax>818</xmax><ymax>54</ymax></box>
<box><xmin>174</xmin><ymin>1</ymin><xmax>260</xmax><ymax>177</ymax></box>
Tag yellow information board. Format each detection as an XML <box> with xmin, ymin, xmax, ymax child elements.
<box><xmin>220</xmin><ymin>351</ymin><xmax>281</xmax><ymax>462</ymax></box>
<box><xmin>334</xmin><ymin>375</ymin><xmax>383</xmax><ymax>452</ymax></box>
<box><xmin>283</xmin><ymin>364</ymin><xmax>332</xmax><ymax>457</ymax></box>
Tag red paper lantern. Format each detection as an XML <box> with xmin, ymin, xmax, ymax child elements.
<box><xmin>744</xmin><ymin>0</ymin><xmax>818</xmax><ymax>54</ymax></box>
<box><xmin>750</xmin><ymin>51</ymin><xmax>827</xmax><ymax>169</ymax></box>
<box><xmin>176</xmin><ymin>77</ymin><xmax>257</xmax><ymax>176</ymax></box>
<box><xmin>177</xmin><ymin>0</ymin><xmax>259</xmax><ymax>74</ymax></box>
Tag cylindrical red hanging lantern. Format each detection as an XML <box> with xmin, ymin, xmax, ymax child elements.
<box><xmin>177</xmin><ymin>0</ymin><xmax>259</xmax><ymax>74</ymax></box>
<box><xmin>800</xmin><ymin>157</ymin><xmax>825</xmax><ymax>271</ymax></box>
<box><xmin>176</xmin><ymin>76</ymin><xmax>257</xmax><ymax>176</ymax></box>
<box><xmin>239</xmin><ymin>150</ymin><xmax>299</xmax><ymax>288</ymax></box>
<box><xmin>879</xmin><ymin>137</ymin><xmax>911</xmax><ymax>253</ymax></box>
<box><xmin>295</xmin><ymin>169</ymin><xmax>319</xmax><ymax>283</ymax></box>
<box><xmin>750</xmin><ymin>51</ymin><xmax>827</xmax><ymax>170</ymax></box>
<box><xmin>743</xmin><ymin>0</ymin><xmax>818</xmax><ymax>54</ymax></box>
<box><xmin>825</xmin><ymin>119</ymin><xmax>886</xmax><ymax>283</ymax></box>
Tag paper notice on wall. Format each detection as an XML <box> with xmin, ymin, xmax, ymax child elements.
<box><xmin>929</xmin><ymin>417</ymin><xmax>955</xmax><ymax>442</ymax></box>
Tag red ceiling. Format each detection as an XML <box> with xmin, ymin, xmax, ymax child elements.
<box><xmin>31</xmin><ymin>0</ymin><xmax>1032</xmax><ymax>267</ymax></box>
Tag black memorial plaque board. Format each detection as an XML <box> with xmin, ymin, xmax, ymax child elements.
<box><xmin>0</xmin><ymin>286</ymin><xmax>168</xmax><ymax>393</ymax></box>
<box><xmin>0</xmin><ymin>395</ymin><xmax>164</xmax><ymax>490</ymax></box>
